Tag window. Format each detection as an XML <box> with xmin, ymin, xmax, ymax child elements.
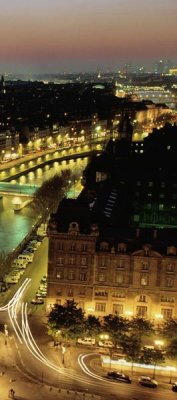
<box><xmin>79</xmin><ymin>271</ymin><xmax>87</xmax><ymax>281</ymax></box>
<box><xmin>159</xmin><ymin>203</ymin><xmax>164</xmax><ymax>211</ymax></box>
<box><xmin>148</xmin><ymin>181</ymin><xmax>153</xmax><ymax>187</ymax></box>
<box><xmin>68</xmin><ymin>288</ymin><xmax>74</xmax><ymax>297</ymax></box>
<box><xmin>161</xmin><ymin>308</ymin><xmax>172</xmax><ymax>320</ymax></box>
<box><xmin>166</xmin><ymin>264</ymin><xmax>175</xmax><ymax>273</ymax></box>
<box><xmin>113</xmin><ymin>304</ymin><xmax>123</xmax><ymax>315</ymax></box>
<box><xmin>139</xmin><ymin>295</ymin><xmax>147</xmax><ymax>302</ymax></box>
<box><xmin>56</xmin><ymin>298</ymin><xmax>61</xmax><ymax>305</ymax></box>
<box><xmin>68</xmin><ymin>256</ymin><xmax>76</xmax><ymax>265</ymax></box>
<box><xmin>137</xmin><ymin>181</ymin><xmax>141</xmax><ymax>187</ymax></box>
<box><xmin>160</xmin><ymin>193</ymin><xmax>165</xmax><ymax>199</ymax></box>
<box><xmin>112</xmin><ymin>290</ymin><xmax>125</xmax><ymax>298</ymax></box>
<box><xmin>141</xmin><ymin>262</ymin><xmax>149</xmax><ymax>271</ymax></box>
<box><xmin>68</xmin><ymin>270</ymin><xmax>75</xmax><ymax>280</ymax></box>
<box><xmin>58</xmin><ymin>243</ymin><xmax>64</xmax><ymax>250</ymax></box>
<box><xmin>95</xmin><ymin>290</ymin><xmax>107</xmax><ymax>297</ymax></box>
<box><xmin>81</xmin><ymin>257</ymin><xmax>87</xmax><ymax>266</ymax></box>
<box><xmin>56</xmin><ymin>270</ymin><xmax>63</xmax><ymax>279</ymax></box>
<box><xmin>98</xmin><ymin>273</ymin><xmax>106</xmax><ymax>282</ymax></box>
<box><xmin>82</xmin><ymin>243</ymin><xmax>88</xmax><ymax>252</ymax></box>
<box><xmin>70</xmin><ymin>243</ymin><xmax>76</xmax><ymax>251</ymax></box>
<box><xmin>57</xmin><ymin>257</ymin><xmax>64</xmax><ymax>265</ymax></box>
<box><xmin>161</xmin><ymin>182</ymin><xmax>166</xmax><ymax>188</ymax></box>
<box><xmin>100</xmin><ymin>258</ymin><xmax>106</xmax><ymax>268</ymax></box>
<box><xmin>116</xmin><ymin>273</ymin><xmax>124</xmax><ymax>284</ymax></box>
<box><xmin>161</xmin><ymin>295</ymin><xmax>174</xmax><ymax>303</ymax></box>
<box><xmin>116</xmin><ymin>260</ymin><xmax>125</xmax><ymax>269</ymax></box>
<box><xmin>79</xmin><ymin>287</ymin><xmax>86</xmax><ymax>296</ymax></box>
<box><xmin>166</xmin><ymin>277</ymin><xmax>174</xmax><ymax>288</ymax></box>
<box><xmin>136</xmin><ymin>306</ymin><xmax>147</xmax><ymax>318</ymax></box>
<box><xmin>95</xmin><ymin>303</ymin><xmax>106</xmax><ymax>312</ymax></box>
<box><xmin>140</xmin><ymin>275</ymin><xmax>148</xmax><ymax>286</ymax></box>
<box><xmin>56</xmin><ymin>288</ymin><xmax>62</xmax><ymax>296</ymax></box>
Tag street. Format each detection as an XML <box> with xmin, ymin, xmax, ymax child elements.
<box><xmin>0</xmin><ymin>239</ymin><xmax>177</xmax><ymax>399</ymax></box>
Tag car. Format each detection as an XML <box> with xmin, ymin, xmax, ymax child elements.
<box><xmin>107</xmin><ymin>371</ymin><xmax>132</xmax><ymax>383</ymax></box>
<box><xmin>31</xmin><ymin>297</ymin><xmax>44</xmax><ymax>305</ymax></box>
<box><xmin>172</xmin><ymin>382</ymin><xmax>177</xmax><ymax>392</ymax></box>
<box><xmin>98</xmin><ymin>340</ymin><xmax>114</xmax><ymax>348</ymax></box>
<box><xmin>138</xmin><ymin>376</ymin><xmax>158</xmax><ymax>388</ymax></box>
<box><xmin>77</xmin><ymin>337</ymin><xmax>95</xmax><ymax>345</ymax></box>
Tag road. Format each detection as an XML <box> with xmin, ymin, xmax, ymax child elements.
<box><xmin>0</xmin><ymin>240</ymin><xmax>177</xmax><ymax>399</ymax></box>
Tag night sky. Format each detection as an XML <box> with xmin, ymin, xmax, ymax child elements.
<box><xmin>0</xmin><ymin>0</ymin><xmax>177</xmax><ymax>73</ymax></box>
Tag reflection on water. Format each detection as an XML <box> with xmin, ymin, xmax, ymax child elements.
<box><xmin>15</xmin><ymin>158</ymin><xmax>88</xmax><ymax>186</ymax></box>
<box><xmin>0</xmin><ymin>196</ymin><xmax>36</xmax><ymax>253</ymax></box>
<box><xmin>0</xmin><ymin>158</ymin><xmax>88</xmax><ymax>254</ymax></box>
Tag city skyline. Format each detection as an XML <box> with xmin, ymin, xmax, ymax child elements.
<box><xmin>0</xmin><ymin>0</ymin><xmax>177</xmax><ymax>73</ymax></box>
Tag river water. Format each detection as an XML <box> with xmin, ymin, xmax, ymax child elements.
<box><xmin>0</xmin><ymin>157</ymin><xmax>88</xmax><ymax>254</ymax></box>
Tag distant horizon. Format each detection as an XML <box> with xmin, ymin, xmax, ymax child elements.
<box><xmin>1</xmin><ymin>59</ymin><xmax>177</xmax><ymax>77</ymax></box>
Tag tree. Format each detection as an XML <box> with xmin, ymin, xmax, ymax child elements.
<box><xmin>48</xmin><ymin>300</ymin><xmax>85</xmax><ymax>341</ymax></box>
<box><xmin>103</xmin><ymin>314</ymin><xmax>128</xmax><ymax>346</ymax></box>
<box><xmin>0</xmin><ymin>251</ymin><xmax>13</xmax><ymax>282</ymax></box>
<box><xmin>121</xmin><ymin>335</ymin><xmax>141</xmax><ymax>376</ymax></box>
<box><xmin>32</xmin><ymin>170</ymin><xmax>72</xmax><ymax>222</ymax></box>
<box><xmin>166</xmin><ymin>339</ymin><xmax>177</xmax><ymax>383</ymax></box>
<box><xmin>129</xmin><ymin>317</ymin><xmax>154</xmax><ymax>343</ymax></box>
<box><xmin>140</xmin><ymin>348</ymin><xmax>165</xmax><ymax>378</ymax></box>
<box><xmin>84</xmin><ymin>315</ymin><xmax>102</xmax><ymax>338</ymax></box>
<box><xmin>160</xmin><ymin>319</ymin><xmax>177</xmax><ymax>340</ymax></box>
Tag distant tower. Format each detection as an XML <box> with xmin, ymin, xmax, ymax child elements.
<box><xmin>118</xmin><ymin>113</ymin><xmax>133</xmax><ymax>142</ymax></box>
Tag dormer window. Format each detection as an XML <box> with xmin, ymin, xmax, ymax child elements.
<box><xmin>100</xmin><ymin>242</ymin><xmax>109</xmax><ymax>251</ymax></box>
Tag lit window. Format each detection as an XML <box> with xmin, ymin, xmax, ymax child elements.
<box><xmin>113</xmin><ymin>304</ymin><xmax>123</xmax><ymax>314</ymax></box>
<box><xmin>159</xmin><ymin>204</ymin><xmax>164</xmax><ymax>211</ymax></box>
<box><xmin>139</xmin><ymin>295</ymin><xmax>147</xmax><ymax>302</ymax></box>
<box><xmin>95</xmin><ymin>303</ymin><xmax>106</xmax><ymax>312</ymax></box>
<box><xmin>140</xmin><ymin>275</ymin><xmax>148</xmax><ymax>286</ymax></box>
<box><xmin>136</xmin><ymin>306</ymin><xmax>147</xmax><ymax>318</ymax></box>
<box><xmin>161</xmin><ymin>308</ymin><xmax>172</xmax><ymax>319</ymax></box>
<box><xmin>56</xmin><ymin>270</ymin><xmax>63</xmax><ymax>279</ymax></box>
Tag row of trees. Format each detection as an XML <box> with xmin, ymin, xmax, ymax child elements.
<box><xmin>47</xmin><ymin>300</ymin><xmax>177</xmax><ymax>377</ymax></box>
<box><xmin>32</xmin><ymin>170</ymin><xmax>74</xmax><ymax>221</ymax></box>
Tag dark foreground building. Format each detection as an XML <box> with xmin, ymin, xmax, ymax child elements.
<box><xmin>47</xmin><ymin>121</ymin><xmax>177</xmax><ymax>321</ymax></box>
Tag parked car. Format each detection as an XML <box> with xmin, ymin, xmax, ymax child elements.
<box><xmin>77</xmin><ymin>337</ymin><xmax>95</xmax><ymax>345</ymax></box>
<box><xmin>98</xmin><ymin>340</ymin><xmax>114</xmax><ymax>348</ymax></box>
<box><xmin>172</xmin><ymin>382</ymin><xmax>177</xmax><ymax>392</ymax></box>
<box><xmin>107</xmin><ymin>371</ymin><xmax>132</xmax><ymax>383</ymax></box>
<box><xmin>138</xmin><ymin>376</ymin><xmax>158</xmax><ymax>388</ymax></box>
<box><xmin>12</xmin><ymin>259</ymin><xmax>28</xmax><ymax>269</ymax></box>
<box><xmin>18</xmin><ymin>253</ymin><xmax>34</xmax><ymax>262</ymax></box>
<box><xmin>31</xmin><ymin>297</ymin><xmax>44</xmax><ymax>305</ymax></box>
<box><xmin>4</xmin><ymin>275</ymin><xmax>19</xmax><ymax>284</ymax></box>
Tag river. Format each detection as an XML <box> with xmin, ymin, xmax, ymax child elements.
<box><xmin>0</xmin><ymin>157</ymin><xmax>88</xmax><ymax>254</ymax></box>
